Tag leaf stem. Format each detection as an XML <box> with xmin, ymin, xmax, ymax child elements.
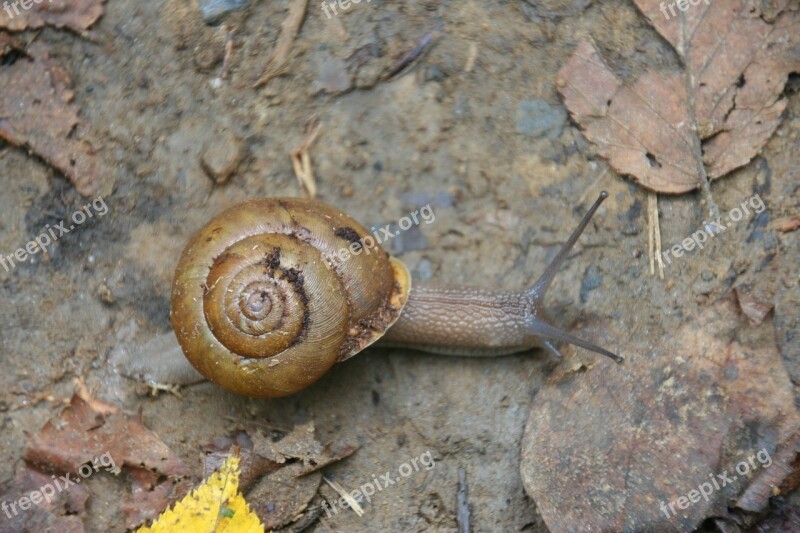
<box><xmin>679</xmin><ymin>10</ymin><xmax>720</xmax><ymax>221</ymax></box>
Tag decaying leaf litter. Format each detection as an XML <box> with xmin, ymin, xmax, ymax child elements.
<box><xmin>136</xmin><ymin>454</ymin><xmax>265</xmax><ymax>532</ymax></box>
<box><xmin>1</xmin><ymin>381</ymin><xmax>356</xmax><ymax>531</ymax></box>
<box><xmin>521</xmin><ymin>294</ymin><xmax>799</xmax><ymax>532</ymax></box>
<box><xmin>0</xmin><ymin>2</ymin><xmax>797</xmax><ymax>530</ymax></box>
<box><xmin>0</xmin><ymin>0</ymin><xmax>105</xmax><ymax>33</ymax></box>
<box><xmin>0</xmin><ymin>37</ymin><xmax>102</xmax><ymax>196</ymax></box>
<box><xmin>558</xmin><ymin>1</ymin><xmax>800</xmax><ymax>280</ymax></box>
<box><xmin>558</xmin><ymin>1</ymin><xmax>800</xmax><ymax>197</ymax></box>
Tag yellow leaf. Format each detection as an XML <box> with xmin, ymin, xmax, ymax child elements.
<box><xmin>137</xmin><ymin>455</ymin><xmax>264</xmax><ymax>533</ymax></box>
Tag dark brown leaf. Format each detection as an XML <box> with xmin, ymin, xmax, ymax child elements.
<box><xmin>252</xmin><ymin>421</ymin><xmax>359</xmax><ymax>476</ymax></box>
<box><xmin>558</xmin><ymin>2</ymin><xmax>800</xmax><ymax>193</ymax></box>
<box><xmin>23</xmin><ymin>383</ymin><xmax>193</xmax><ymax>530</ymax></box>
<box><xmin>0</xmin><ymin>0</ymin><xmax>106</xmax><ymax>32</ymax></box>
<box><xmin>201</xmin><ymin>422</ymin><xmax>359</xmax><ymax>530</ymax></box>
<box><xmin>0</xmin><ymin>40</ymin><xmax>101</xmax><ymax>196</ymax></box>
<box><xmin>120</xmin><ymin>469</ymin><xmax>194</xmax><ymax>530</ymax></box>
<box><xmin>249</xmin><ymin>464</ymin><xmax>322</xmax><ymax>530</ymax></box>
<box><xmin>25</xmin><ymin>387</ymin><xmax>191</xmax><ymax>478</ymax></box>
<box><xmin>203</xmin><ymin>430</ymin><xmax>283</xmax><ymax>492</ymax></box>
<box><xmin>0</xmin><ymin>468</ymin><xmax>89</xmax><ymax>533</ymax></box>
<box><xmin>520</xmin><ymin>294</ymin><xmax>799</xmax><ymax>532</ymax></box>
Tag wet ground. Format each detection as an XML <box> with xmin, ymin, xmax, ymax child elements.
<box><xmin>0</xmin><ymin>0</ymin><xmax>798</xmax><ymax>531</ymax></box>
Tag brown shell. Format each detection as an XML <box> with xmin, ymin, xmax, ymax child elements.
<box><xmin>170</xmin><ymin>198</ymin><xmax>411</xmax><ymax>398</ymax></box>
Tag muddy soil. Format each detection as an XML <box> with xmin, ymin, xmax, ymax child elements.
<box><xmin>0</xmin><ymin>0</ymin><xmax>798</xmax><ymax>531</ymax></box>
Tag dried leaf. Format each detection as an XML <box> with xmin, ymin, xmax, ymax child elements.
<box><xmin>249</xmin><ymin>463</ymin><xmax>322</xmax><ymax>530</ymax></box>
<box><xmin>202</xmin><ymin>422</ymin><xmax>359</xmax><ymax>530</ymax></box>
<box><xmin>558</xmin><ymin>2</ymin><xmax>800</xmax><ymax>193</ymax></box>
<box><xmin>25</xmin><ymin>386</ymin><xmax>190</xmax><ymax>478</ymax></box>
<box><xmin>0</xmin><ymin>40</ymin><xmax>102</xmax><ymax>196</ymax></box>
<box><xmin>0</xmin><ymin>468</ymin><xmax>89</xmax><ymax>533</ymax></box>
<box><xmin>520</xmin><ymin>294</ymin><xmax>800</xmax><ymax>531</ymax></box>
<box><xmin>203</xmin><ymin>430</ymin><xmax>282</xmax><ymax>492</ymax></box>
<box><xmin>558</xmin><ymin>44</ymin><xmax>697</xmax><ymax>193</ymax></box>
<box><xmin>0</xmin><ymin>0</ymin><xmax>106</xmax><ymax>32</ymax></box>
<box><xmin>23</xmin><ymin>383</ymin><xmax>193</xmax><ymax>529</ymax></box>
<box><xmin>137</xmin><ymin>455</ymin><xmax>264</xmax><ymax>533</ymax></box>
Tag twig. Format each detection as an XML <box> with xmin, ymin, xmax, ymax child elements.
<box><xmin>384</xmin><ymin>22</ymin><xmax>443</xmax><ymax>81</ymax></box>
<box><xmin>648</xmin><ymin>194</ymin><xmax>655</xmax><ymax>276</ymax></box>
<box><xmin>323</xmin><ymin>477</ymin><xmax>364</xmax><ymax>517</ymax></box>
<box><xmin>647</xmin><ymin>192</ymin><xmax>664</xmax><ymax>279</ymax></box>
<box><xmin>457</xmin><ymin>467</ymin><xmax>470</xmax><ymax>533</ymax></box>
<box><xmin>221</xmin><ymin>27</ymin><xmax>235</xmax><ymax>80</ymax></box>
<box><xmin>291</xmin><ymin>120</ymin><xmax>321</xmax><ymax>197</ymax></box>
<box><xmin>653</xmin><ymin>196</ymin><xmax>664</xmax><ymax>279</ymax></box>
<box><xmin>255</xmin><ymin>0</ymin><xmax>309</xmax><ymax>87</ymax></box>
<box><xmin>464</xmin><ymin>42</ymin><xmax>477</xmax><ymax>73</ymax></box>
<box><xmin>145</xmin><ymin>382</ymin><xmax>183</xmax><ymax>398</ymax></box>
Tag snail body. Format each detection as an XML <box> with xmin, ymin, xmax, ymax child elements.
<box><xmin>171</xmin><ymin>194</ymin><xmax>620</xmax><ymax>398</ymax></box>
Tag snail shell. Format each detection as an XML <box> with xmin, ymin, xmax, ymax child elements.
<box><xmin>171</xmin><ymin>198</ymin><xmax>411</xmax><ymax>398</ymax></box>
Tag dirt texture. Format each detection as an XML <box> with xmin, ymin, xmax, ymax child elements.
<box><xmin>0</xmin><ymin>0</ymin><xmax>798</xmax><ymax>532</ymax></box>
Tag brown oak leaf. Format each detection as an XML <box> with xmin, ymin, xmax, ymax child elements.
<box><xmin>557</xmin><ymin>2</ymin><xmax>800</xmax><ymax>193</ymax></box>
<box><xmin>520</xmin><ymin>294</ymin><xmax>799</xmax><ymax>532</ymax></box>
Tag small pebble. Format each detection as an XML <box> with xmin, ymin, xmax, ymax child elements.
<box><xmin>200</xmin><ymin>130</ymin><xmax>245</xmax><ymax>184</ymax></box>
<box><xmin>98</xmin><ymin>282</ymin><xmax>115</xmax><ymax>304</ymax></box>
<box><xmin>425</xmin><ymin>64</ymin><xmax>447</xmax><ymax>82</ymax></box>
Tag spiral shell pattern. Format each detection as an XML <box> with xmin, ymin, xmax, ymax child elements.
<box><xmin>171</xmin><ymin>198</ymin><xmax>410</xmax><ymax>398</ymax></box>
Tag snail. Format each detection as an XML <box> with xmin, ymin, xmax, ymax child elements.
<box><xmin>170</xmin><ymin>193</ymin><xmax>621</xmax><ymax>398</ymax></box>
